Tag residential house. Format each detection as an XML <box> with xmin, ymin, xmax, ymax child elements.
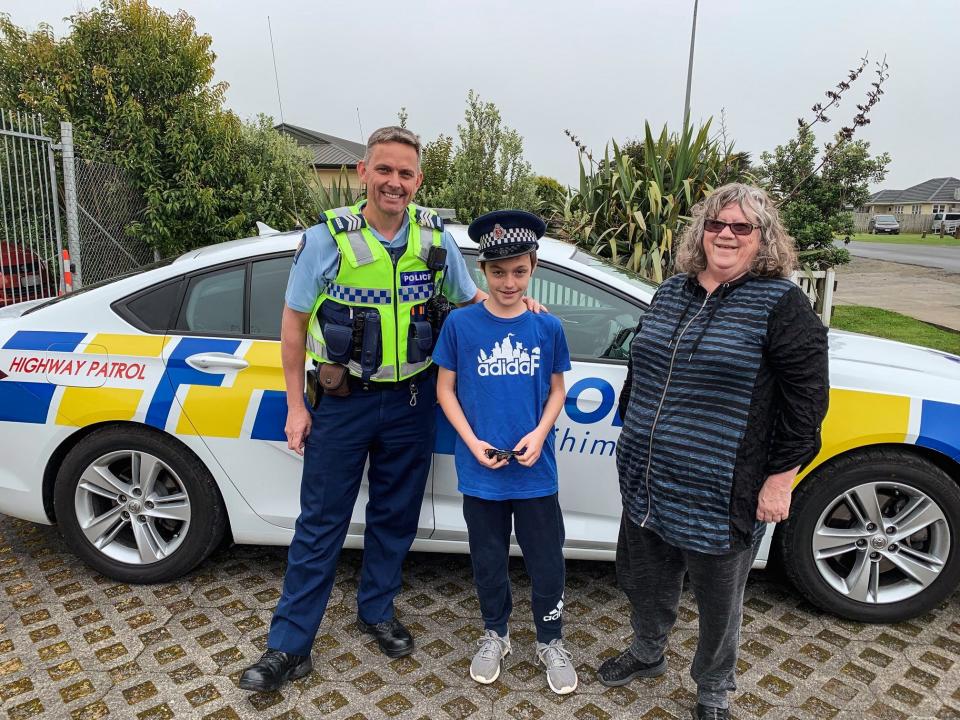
<box><xmin>276</xmin><ymin>123</ymin><xmax>365</xmax><ymax>189</ymax></box>
<box><xmin>861</xmin><ymin>177</ymin><xmax>960</xmax><ymax>216</ymax></box>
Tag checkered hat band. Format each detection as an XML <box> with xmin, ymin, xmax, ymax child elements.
<box><xmin>480</xmin><ymin>227</ymin><xmax>538</xmax><ymax>247</ymax></box>
<box><xmin>397</xmin><ymin>284</ymin><xmax>434</xmax><ymax>302</ymax></box>
<box><xmin>328</xmin><ymin>284</ymin><xmax>391</xmax><ymax>305</ymax></box>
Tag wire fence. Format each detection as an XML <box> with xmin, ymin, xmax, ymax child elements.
<box><xmin>74</xmin><ymin>156</ymin><xmax>153</xmax><ymax>285</ymax></box>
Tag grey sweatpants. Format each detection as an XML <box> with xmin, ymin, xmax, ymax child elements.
<box><xmin>615</xmin><ymin>513</ymin><xmax>760</xmax><ymax>709</ymax></box>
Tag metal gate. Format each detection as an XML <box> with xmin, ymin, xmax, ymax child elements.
<box><xmin>0</xmin><ymin>111</ymin><xmax>65</xmax><ymax>306</ymax></box>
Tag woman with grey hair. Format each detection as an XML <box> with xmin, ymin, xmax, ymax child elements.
<box><xmin>598</xmin><ymin>183</ymin><xmax>829</xmax><ymax>720</ymax></box>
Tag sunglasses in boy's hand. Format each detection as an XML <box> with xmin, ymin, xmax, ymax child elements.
<box><xmin>484</xmin><ymin>447</ymin><xmax>527</xmax><ymax>463</ymax></box>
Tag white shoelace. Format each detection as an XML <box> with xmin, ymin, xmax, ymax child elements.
<box><xmin>537</xmin><ymin>641</ymin><xmax>573</xmax><ymax>668</ymax></box>
<box><xmin>476</xmin><ymin>634</ymin><xmax>508</xmax><ymax>660</ymax></box>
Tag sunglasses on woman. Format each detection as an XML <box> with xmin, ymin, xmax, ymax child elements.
<box><xmin>704</xmin><ymin>219</ymin><xmax>760</xmax><ymax>236</ymax></box>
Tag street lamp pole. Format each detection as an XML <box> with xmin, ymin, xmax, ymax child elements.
<box><xmin>682</xmin><ymin>0</ymin><xmax>700</xmax><ymax>129</ymax></box>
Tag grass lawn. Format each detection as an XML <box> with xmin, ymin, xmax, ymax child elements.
<box><xmin>845</xmin><ymin>232</ymin><xmax>960</xmax><ymax>246</ymax></box>
<box><xmin>831</xmin><ymin>305</ymin><xmax>960</xmax><ymax>355</ymax></box>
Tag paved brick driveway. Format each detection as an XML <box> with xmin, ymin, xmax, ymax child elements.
<box><xmin>2</xmin><ymin>515</ymin><xmax>959</xmax><ymax>720</ymax></box>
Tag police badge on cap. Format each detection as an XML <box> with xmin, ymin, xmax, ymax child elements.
<box><xmin>469</xmin><ymin>209</ymin><xmax>547</xmax><ymax>261</ymax></box>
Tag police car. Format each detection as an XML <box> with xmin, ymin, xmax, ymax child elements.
<box><xmin>1</xmin><ymin>226</ymin><xmax>959</xmax><ymax>624</ymax></box>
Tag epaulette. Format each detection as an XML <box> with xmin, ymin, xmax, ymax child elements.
<box><xmin>414</xmin><ymin>207</ymin><xmax>444</xmax><ymax>231</ymax></box>
<box><xmin>328</xmin><ymin>213</ymin><xmax>367</xmax><ymax>234</ymax></box>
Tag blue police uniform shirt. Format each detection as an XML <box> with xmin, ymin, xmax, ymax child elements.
<box><xmin>285</xmin><ymin>209</ymin><xmax>478</xmax><ymax>312</ymax></box>
<box><xmin>432</xmin><ymin>302</ymin><xmax>571</xmax><ymax>500</ymax></box>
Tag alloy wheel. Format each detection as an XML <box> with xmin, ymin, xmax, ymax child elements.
<box><xmin>73</xmin><ymin>450</ymin><xmax>191</xmax><ymax>565</ymax></box>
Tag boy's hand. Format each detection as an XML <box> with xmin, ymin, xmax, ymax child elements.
<box><xmin>513</xmin><ymin>430</ymin><xmax>547</xmax><ymax>467</ymax></box>
<box><xmin>470</xmin><ymin>440</ymin><xmax>509</xmax><ymax>469</ymax></box>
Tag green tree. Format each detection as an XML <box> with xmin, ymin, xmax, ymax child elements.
<box><xmin>0</xmin><ymin>1</ymin><xmax>312</xmax><ymax>254</ymax></box>
<box><xmin>757</xmin><ymin>125</ymin><xmax>890</xmax><ymax>268</ymax></box>
<box><xmin>418</xmin><ymin>133</ymin><xmax>453</xmax><ymax>206</ymax></box>
<box><xmin>423</xmin><ymin>91</ymin><xmax>537</xmax><ymax>223</ymax></box>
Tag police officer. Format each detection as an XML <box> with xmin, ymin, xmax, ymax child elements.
<box><xmin>240</xmin><ymin>126</ymin><xmax>523</xmax><ymax>692</ymax></box>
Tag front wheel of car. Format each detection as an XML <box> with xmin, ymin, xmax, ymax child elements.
<box><xmin>779</xmin><ymin>448</ymin><xmax>960</xmax><ymax>622</ymax></box>
<box><xmin>54</xmin><ymin>426</ymin><xmax>227</xmax><ymax>583</ymax></box>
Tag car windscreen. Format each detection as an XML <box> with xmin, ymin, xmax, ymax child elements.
<box><xmin>874</xmin><ymin>215</ymin><xmax>896</xmax><ymax>221</ymax></box>
<box><xmin>570</xmin><ymin>250</ymin><xmax>659</xmax><ymax>294</ymax></box>
<box><xmin>22</xmin><ymin>256</ymin><xmax>177</xmax><ymax>315</ymax></box>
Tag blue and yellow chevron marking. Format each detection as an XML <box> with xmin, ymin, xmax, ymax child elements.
<box><xmin>57</xmin><ymin>333</ymin><xmax>169</xmax><ymax>426</ymax></box>
<box><xmin>175</xmin><ymin>340</ymin><xmax>283</xmax><ymax>438</ymax></box>
<box><xmin>0</xmin><ymin>331</ymin><xmax>86</xmax><ymax>423</ymax></box>
<box><xmin>918</xmin><ymin>400</ymin><xmax>960</xmax><ymax>462</ymax></box>
<box><xmin>146</xmin><ymin>337</ymin><xmax>241</xmax><ymax>430</ymax></box>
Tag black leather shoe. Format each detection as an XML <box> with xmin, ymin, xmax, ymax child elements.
<box><xmin>691</xmin><ymin>703</ymin><xmax>730</xmax><ymax>720</ymax></box>
<box><xmin>597</xmin><ymin>649</ymin><xmax>667</xmax><ymax>686</ymax></box>
<box><xmin>357</xmin><ymin>616</ymin><xmax>414</xmax><ymax>658</ymax></box>
<box><xmin>238</xmin><ymin>649</ymin><xmax>312</xmax><ymax>691</ymax></box>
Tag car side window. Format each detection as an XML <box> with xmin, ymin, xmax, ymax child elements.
<box><xmin>118</xmin><ymin>280</ymin><xmax>183</xmax><ymax>333</ymax></box>
<box><xmin>250</xmin><ymin>256</ymin><xmax>293</xmax><ymax>337</ymax></box>
<box><xmin>470</xmin><ymin>261</ymin><xmax>643</xmax><ymax>362</ymax></box>
<box><xmin>175</xmin><ymin>267</ymin><xmax>245</xmax><ymax>335</ymax></box>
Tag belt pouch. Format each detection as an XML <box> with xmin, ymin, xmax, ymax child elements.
<box><xmin>322</xmin><ymin>322</ymin><xmax>353</xmax><ymax>364</ymax></box>
<box><xmin>359</xmin><ymin>310</ymin><xmax>381</xmax><ymax>380</ymax></box>
<box><xmin>407</xmin><ymin>320</ymin><xmax>433</xmax><ymax>363</ymax></box>
<box><xmin>319</xmin><ymin>363</ymin><xmax>350</xmax><ymax>396</ymax></box>
<box><xmin>306</xmin><ymin>368</ymin><xmax>322</xmax><ymax>407</ymax></box>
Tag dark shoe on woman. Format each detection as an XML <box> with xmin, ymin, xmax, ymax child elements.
<box><xmin>357</xmin><ymin>617</ymin><xmax>414</xmax><ymax>658</ymax></box>
<box><xmin>597</xmin><ymin>648</ymin><xmax>667</xmax><ymax>686</ymax></box>
<box><xmin>691</xmin><ymin>704</ymin><xmax>730</xmax><ymax>720</ymax></box>
<box><xmin>238</xmin><ymin>649</ymin><xmax>312</xmax><ymax>691</ymax></box>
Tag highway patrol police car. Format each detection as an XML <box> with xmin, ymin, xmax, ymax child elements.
<box><xmin>1</xmin><ymin>226</ymin><xmax>959</xmax><ymax>623</ymax></box>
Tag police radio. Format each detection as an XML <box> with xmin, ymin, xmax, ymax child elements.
<box><xmin>424</xmin><ymin>246</ymin><xmax>451</xmax><ymax>341</ymax></box>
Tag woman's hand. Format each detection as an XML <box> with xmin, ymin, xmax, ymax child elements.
<box><xmin>756</xmin><ymin>469</ymin><xmax>798</xmax><ymax>523</ymax></box>
<box><xmin>513</xmin><ymin>430</ymin><xmax>547</xmax><ymax>467</ymax></box>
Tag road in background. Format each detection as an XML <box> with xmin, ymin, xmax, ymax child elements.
<box><xmin>839</xmin><ymin>240</ymin><xmax>960</xmax><ymax>273</ymax></box>
<box><xmin>834</xmin><ymin>257</ymin><xmax>960</xmax><ymax>331</ymax></box>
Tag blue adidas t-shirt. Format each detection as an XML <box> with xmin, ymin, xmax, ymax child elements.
<box><xmin>432</xmin><ymin>302</ymin><xmax>571</xmax><ymax>500</ymax></box>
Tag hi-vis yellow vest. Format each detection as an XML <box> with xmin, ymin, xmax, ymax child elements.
<box><xmin>306</xmin><ymin>203</ymin><xmax>445</xmax><ymax>381</ymax></box>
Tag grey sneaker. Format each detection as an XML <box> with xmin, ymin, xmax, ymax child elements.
<box><xmin>536</xmin><ymin>639</ymin><xmax>578</xmax><ymax>694</ymax></box>
<box><xmin>470</xmin><ymin>630</ymin><xmax>511</xmax><ymax>684</ymax></box>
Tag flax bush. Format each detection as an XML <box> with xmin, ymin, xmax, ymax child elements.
<box><xmin>555</xmin><ymin>121</ymin><xmax>736</xmax><ymax>282</ymax></box>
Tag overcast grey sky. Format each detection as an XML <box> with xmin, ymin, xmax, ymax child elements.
<box><xmin>5</xmin><ymin>0</ymin><xmax>958</xmax><ymax>191</ymax></box>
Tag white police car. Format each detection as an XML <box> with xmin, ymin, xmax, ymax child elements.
<box><xmin>1</xmin><ymin>227</ymin><xmax>959</xmax><ymax>623</ymax></box>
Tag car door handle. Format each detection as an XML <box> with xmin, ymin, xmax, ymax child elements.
<box><xmin>186</xmin><ymin>352</ymin><xmax>249</xmax><ymax>371</ymax></box>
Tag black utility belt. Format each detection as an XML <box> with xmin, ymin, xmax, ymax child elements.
<box><xmin>348</xmin><ymin>376</ymin><xmax>414</xmax><ymax>392</ymax></box>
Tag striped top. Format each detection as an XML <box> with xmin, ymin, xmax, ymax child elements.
<box><xmin>615</xmin><ymin>273</ymin><xmax>829</xmax><ymax>554</ymax></box>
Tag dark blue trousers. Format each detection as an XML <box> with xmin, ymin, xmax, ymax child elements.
<box><xmin>268</xmin><ymin>377</ymin><xmax>436</xmax><ymax>656</ymax></box>
<box><xmin>462</xmin><ymin>493</ymin><xmax>566</xmax><ymax>643</ymax></box>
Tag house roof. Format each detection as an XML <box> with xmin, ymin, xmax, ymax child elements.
<box><xmin>276</xmin><ymin>123</ymin><xmax>365</xmax><ymax>168</ymax></box>
<box><xmin>868</xmin><ymin>177</ymin><xmax>960</xmax><ymax>204</ymax></box>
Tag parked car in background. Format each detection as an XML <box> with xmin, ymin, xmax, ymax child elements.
<box><xmin>867</xmin><ymin>214</ymin><xmax>901</xmax><ymax>234</ymax></box>
<box><xmin>0</xmin><ymin>243</ymin><xmax>57</xmax><ymax>307</ymax></box>
<box><xmin>0</xmin><ymin>227</ymin><xmax>959</xmax><ymax>624</ymax></box>
<box><xmin>931</xmin><ymin>212</ymin><xmax>960</xmax><ymax>234</ymax></box>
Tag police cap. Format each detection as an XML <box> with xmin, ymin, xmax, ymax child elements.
<box><xmin>469</xmin><ymin>209</ymin><xmax>546</xmax><ymax>262</ymax></box>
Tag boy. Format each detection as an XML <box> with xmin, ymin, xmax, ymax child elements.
<box><xmin>432</xmin><ymin>210</ymin><xmax>576</xmax><ymax>694</ymax></box>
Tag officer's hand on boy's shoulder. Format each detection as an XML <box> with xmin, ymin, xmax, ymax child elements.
<box><xmin>521</xmin><ymin>296</ymin><xmax>547</xmax><ymax>314</ymax></box>
<box><xmin>513</xmin><ymin>430</ymin><xmax>546</xmax><ymax>467</ymax></box>
<box><xmin>285</xmin><ymin>404</ymin><xmax>312</xmax><ymax>456</ymax></box>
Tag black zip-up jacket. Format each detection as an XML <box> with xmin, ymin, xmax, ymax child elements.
<box><xmin>616</xmin><ymin>273</ymin><xmax>830</xmax><ymax>554</ymax></box>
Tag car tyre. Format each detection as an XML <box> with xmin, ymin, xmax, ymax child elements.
<box><xmin>54</xmin><ymin>426</ymin><xmax>226</xmax><ymax>583</ymax></box>
<box><xmin>779</xmin><ymin>448</ymin><xmax>960</xmax><ymax>622</ymax></box>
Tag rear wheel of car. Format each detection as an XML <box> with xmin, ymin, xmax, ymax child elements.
<box><xmin>53</xmin><ymin>426</ymin><xmax>226</xmax><ymax>583</ymax></box>
<box><xmin>779</xmin><ymin>448</ymin><xmax>960</xmax><ymax>622</ymax></box>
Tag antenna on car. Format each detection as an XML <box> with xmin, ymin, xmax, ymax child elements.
<box><xmin>268</xmin><ymin>16</ymin><xmax>301</xmax><ymax>226</ymax></box>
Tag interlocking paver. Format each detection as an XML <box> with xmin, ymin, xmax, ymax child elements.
<box><xmin>2</xmin><ymin>515</ymin><xmax>959</xmax><ymax>719</ymax></box>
